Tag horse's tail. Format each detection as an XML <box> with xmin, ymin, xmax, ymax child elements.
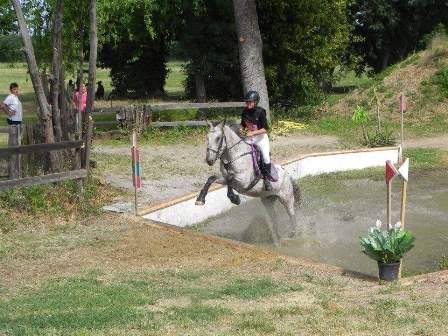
<box><xmin>290</xmin><ymin>176</ymin><xmax>302</xmax><ymax>207</ymax></box>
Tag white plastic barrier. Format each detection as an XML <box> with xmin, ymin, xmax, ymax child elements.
<box><xmin>142</xmin><ymin>147</ymin><xmax>400</xmax><ymax>227</ymax></box>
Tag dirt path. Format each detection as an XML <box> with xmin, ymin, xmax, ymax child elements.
<box><xmin>93</xmin><ymin>134</ymin><xmax>340</xmax><ymax>207</ymax></box>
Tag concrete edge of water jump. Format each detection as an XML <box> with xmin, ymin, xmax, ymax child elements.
<box><xmin>139</xmin><ymin>146</ymin><xmax>401</xmax><ymax>227</ymax></box>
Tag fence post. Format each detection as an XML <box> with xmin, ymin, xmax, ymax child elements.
<box><xmin>8</xmin><ymin>125</ymin><xmax>21</xmax><ymax>179</ymax></box>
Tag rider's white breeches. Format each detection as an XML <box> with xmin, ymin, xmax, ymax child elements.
<box><xmin>248</xmin><ymin>134</ymin><xmax>270</xmax><ymax>164</ymax></box>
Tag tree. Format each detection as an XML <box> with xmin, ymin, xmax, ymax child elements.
<box><xmin>257</xmin><ymin>0</ymin><xmax>352</xmax><ymax>107</ymax></box>
<box><xmin>10</xmin><ymin>0</ymin><xmax>58</xmax><ymax>170</ymax></box>
<box><xmin>98</xmin><ymin>0</ymin><xmax>168</xmax><ymax>98</ymax></box>
<box><xmin>170</xmin><ymin>0</ymin><xmax>242</xmax><ymax>101</ymax></box>
<box><xmin>51</xmin><ymin>0</ymin><xmax>64</xmax><ymax>142</ymax></box>
<box><xmin>350</xmin><ymin>0</ymin><xmax>448</xmax><ymax>73</ymax></box>
<box><xmin>83</xmin><ymin>0</ymin><xmax>97</xmax><ymax>175</ymax></box>
<box><xmin>233</xmin><ymin>0</ymin><xmax>270</xmax><ymax>117</ymax></box>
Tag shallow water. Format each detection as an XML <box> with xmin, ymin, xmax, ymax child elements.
<box><xmin>198</xmin><ymin>173</ymin><xmax>448</xmax><ymax>276</ymax></box>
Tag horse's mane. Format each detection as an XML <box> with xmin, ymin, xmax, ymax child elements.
<box><xmin>223</xmin><ymin>120</ymin><xmax>244</xmax><ymax>138</ymax></box>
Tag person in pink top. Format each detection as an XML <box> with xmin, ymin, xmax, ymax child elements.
<box><xmin>72</xmin><ymin>82</ymin><xmax>87</xmax><ymax>113</ymax></box>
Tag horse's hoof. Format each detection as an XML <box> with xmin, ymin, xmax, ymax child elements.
<box><xmin>287</xmin><ymin>230</ymin><xmax>296</xmax><ymax>239</ymax></box>
<box><xmin>195</xmin><ymin>200</ymin><xmax>205</xmax><ymax>206</ymax></box>
<box><xmin>230</xmin><ymin>195</ymin><xmax>241</xmax><ymax>205</ymax></box>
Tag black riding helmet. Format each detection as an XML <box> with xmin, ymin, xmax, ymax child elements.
<box><xmin>244</xmin><ymin>90</ymin><xmax>260</xmax><ymax>104</ymax></box>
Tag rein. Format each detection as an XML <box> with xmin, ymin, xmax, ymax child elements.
<box><xmin>207</xmin><ymin>126</ymin><xmax>253</xmax><ymax>168</ymax></box>
<box><xmin>207</xmin><ymin>125</ymin><xmax>262</xmax><ymax>191</ymax></box>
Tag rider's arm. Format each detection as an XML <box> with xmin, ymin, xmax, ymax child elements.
<box><xmin>248</xmin><ymin>128</ymin><xmax>267</xmax><ymax>136</ymax></box>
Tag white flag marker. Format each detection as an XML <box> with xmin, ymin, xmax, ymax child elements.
<box><xmin>398</xmin><ymin>158</ymin><xmax>409</xmax><ymax>182</ymax></box>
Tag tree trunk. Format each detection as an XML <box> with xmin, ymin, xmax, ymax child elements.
<box><xmin>76</xmin><ymin>2</ymin><xmax>85</xmax><ymax>141</ymax></box>
<box><xmin>381</xmin><ymin>49</ymin><xmax>391</xmax><ymax>71</ymax></box>
<box><xmin>51</xmin><ymin>0</ymin><xmax>64</xmax><ymax>143</ymax></box>
<box><xmin>10</xmin><ymin>0</ymin><xmax>58</xmax><ymax>171</ymax></box>
<box><xmin>83</xmin><ymin>0</ymin><xmax>97</xmax><ymax>175</ymax></box>
<box><xmin>195</xmin><ymin>73</ymin><xmax>207</xmax><ymax>102</ymax></box>
<box><xmin>232</xmin><ymin>0</ymin><xmax>270</xmax><ymax>119</ymax></box>
<box><xmin>40</xmin><ymin>70</ymin><xmax>51</xmax><ymax>102</ymax></box>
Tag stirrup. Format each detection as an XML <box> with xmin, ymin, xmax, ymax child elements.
<box><xmin>264</xmin><ymin>179</ymin><xmax>273</xmax><ymax>191</ymax></box>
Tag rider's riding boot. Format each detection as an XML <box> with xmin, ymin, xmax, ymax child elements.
<box><xmin>263</xmin><ymin>163</ymin><xmax>273</xmax><ymax>191</ymax></box>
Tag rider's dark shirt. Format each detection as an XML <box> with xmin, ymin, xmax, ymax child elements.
<box><xmin>241</xmin><ymin>107</ymin><xmax>269</xmax><ymax>132</ymax></box>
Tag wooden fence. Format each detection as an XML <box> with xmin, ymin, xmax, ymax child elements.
<box><xmin>0</xmin><ymin>125</ymin><xmax>86</xmax><ymax>190</ymax></box>
<box><xmin>93</xmin><ymin>101</ymin><xmax>245</xmax><ymax>128</ymax></box>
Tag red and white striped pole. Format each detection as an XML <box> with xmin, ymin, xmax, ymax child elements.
<box><xmin>131</xmin><ymin>131</ymin><xmax>142</xmax><ymax>215</ymax></box>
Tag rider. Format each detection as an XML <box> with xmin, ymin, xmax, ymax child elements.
<box><xmin>241</xmin><ymin>90</ymin><xmax>274</xmax><ymax>191</ymax></box>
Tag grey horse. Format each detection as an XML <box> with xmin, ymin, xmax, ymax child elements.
<box><xmin>195</xmin><ymin>120</ymin><xmax>301</xmax><ymax>244</ymax></box>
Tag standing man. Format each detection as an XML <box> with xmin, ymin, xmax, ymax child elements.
<box><xmin>1</xmin><ymin>83</ymin><xmax>23</xmax><ymax>125</ymax></box>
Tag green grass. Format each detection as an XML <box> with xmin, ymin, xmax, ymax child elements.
<box><xmin>405</xmin><ymin>148</ymin><xmax>446</xmax><ymax>169</ymax></box>
<box><xmin>0</xmin><ymin>61</ymin><xmax>187</xmax><ymax>126</ymax></box>
<box><xmin>0</xmin><ymin>270</ymin><xmax>302</xmax><ymax>335</ymax></box>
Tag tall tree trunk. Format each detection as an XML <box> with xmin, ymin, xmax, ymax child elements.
<box><xmin>83</xmin><ymin>0</ymin><xmax>97</xmax><ymax>175</ymax></box>
<box><xmin>51</xmin><ymin>0</ymin><xmax>64</xmax><ymax>142</ymax></box>
<box><xmin>195</xmin><ymin>73</ymin><xmax>207</xmax><ymax>102</ymax></box>
<box><xmin>232</xmin><ymin>0</ymin><xmax>270</xmax><ymax>119</ymax></box>
<box><xmin>76</xmin><ymin>1</ymin><xmax>85</xmax><ymax>141</ymax></box>
<box><xmin>10</xmin><ymin>0</ymin><xmax>57</xmax><ymax>171</ymax></box>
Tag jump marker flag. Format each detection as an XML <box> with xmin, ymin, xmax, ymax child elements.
<box><xmin>398</xmin><ymin>158</ymin><xmax>409</xmax><ymax>182</ymax></box>
<box><xmin>385</xmin><ymin>160</ymin><xmax>399</xmax><ymax>184</ymax></box>
<box><xmin>131</xmin><ymin>133</ymin><xmax>141</xmax><ymax>189</ymax></box>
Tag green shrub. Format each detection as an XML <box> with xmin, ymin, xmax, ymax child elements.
<box><xmin>364</xmin><ymin>127</ymin><xmax>397</xmax><ymax>147</ymax></box>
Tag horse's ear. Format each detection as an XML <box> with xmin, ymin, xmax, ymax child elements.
<box><xmin>206</xmin><ymin>119</ymin><xmax>213</xmax><ymax>129</ymax></box>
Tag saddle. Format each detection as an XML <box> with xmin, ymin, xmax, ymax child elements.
<box><xmin>250</xmin><ymin>145</ymin><xmax>279</xmax><ymax>182</ymax></box>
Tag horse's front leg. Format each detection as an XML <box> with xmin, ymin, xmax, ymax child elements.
<box><xmin>195</xmin><ymin>175</ymin><xmax>225</xmax><ymax>206</ymax></box>
<box><xmin>227</xmin><ymin>186</ymin><xmax>241</xmax><ymax>205</ymax></box>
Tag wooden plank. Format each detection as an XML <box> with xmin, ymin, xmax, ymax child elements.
<box><xmin>0</xmin><ymin>140</ymin><xmax>84</xmax><ymax>157</ymax></box>
<box><xmin>0</xmin><ymin>169</ymin><xmax>87</xmax><ymax>190</ymax></box>
<box><xmin>92</xmin><ymin>101</ymin><xmax>245</xmax><ymax>115</ymax></box>
<box><xmin>149</xmin><ymin>102</ymin><xmax>245</xmax><ymax>111</ymax></box>
<box><xmin>0</xmin><ymin>127</ymin><xmax>8</xmax><ymax>133</ymax></box>
<box><xmin>94</xmin><ymin>121</ymin><xmax>118</xmax><ymax>126</ymax></box>
<box><xmin>151</xmin><ymin>120</ymin><xmax>211</xmax><ymax>128</ymax></box>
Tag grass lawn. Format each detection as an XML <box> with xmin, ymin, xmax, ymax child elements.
<box><xmin>0</xmin><ymin>206</ymin><xmax>447</xmax><ymax>335</ymax></box>
<box><xmin>0</xmin><ymin>61</ymin><xmax>187</xmax><ymax>126</ymax></box>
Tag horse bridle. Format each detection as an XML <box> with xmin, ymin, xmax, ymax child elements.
<box><xmin>206</xmin><ymin>124</ymin><xmax>254</xmax><ymax>168</ymax></box>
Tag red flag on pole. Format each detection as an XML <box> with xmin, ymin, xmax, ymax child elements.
<box><xmin>385</xmin><ymin>160</ymin><xmax>398</xmax><ymax>184</ymax></box>
<box><xmin>400</xmin><ymin>94</ymin><xmax>406</xmax><ymax>113</ymax></box>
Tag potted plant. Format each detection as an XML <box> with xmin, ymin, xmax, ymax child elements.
<box><xmin>360</xmin><ymin>220</ymin><xmax>415</xmax><ymax>281</ymax></box>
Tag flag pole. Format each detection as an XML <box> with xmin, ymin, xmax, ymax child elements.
<box><xmin>400</xmin><ymin>94</ymin><xmax>405</xmax><ymax>148</ymax></box>
<box><xmin>131</xmin><ymin>130</ymin><xmax>141</xmax><ymax>216</ymax></box>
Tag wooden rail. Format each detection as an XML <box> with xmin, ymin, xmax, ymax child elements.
<box><xmin>0</xmin><ymin>169</ymin><xmax>87</xmax><ymax>190</ymax></box>
<box><xmin>0</xmin><ymin>140</ymin><xmax>83</xmax><ymax>157</ymax></box>
<box><xmin>93</xmin><ymin>101</ymin><xmax>245</xmax><ymax>115</ymax></box>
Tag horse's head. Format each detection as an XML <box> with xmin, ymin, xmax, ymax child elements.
<box><xmin>205</xmin><ymin>120</ymin><xmax>225</xmax><ymax>166</ymax></box>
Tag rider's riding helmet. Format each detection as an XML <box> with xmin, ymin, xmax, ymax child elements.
<box><xmin>244</xmin><ymin>90</ymin><xmax>260</xmax><ymax>104</ymax></box>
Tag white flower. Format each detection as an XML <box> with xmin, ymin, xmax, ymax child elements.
<box><xmin>393</xmin><ymin>221</ymin><xmax>402</xmax><ymax>230</ymax></box>
<box><xmin>375</xmin><ymin>219</ymin><xmax>382</xmax><ymax>229</ymax></box>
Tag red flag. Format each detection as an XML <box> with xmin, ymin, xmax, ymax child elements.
<box><xmin>400</xmin><ymin>94</ymin><xmax>406</xmax><ymax>113</ymax></box>
<box><xmin>385</xmin><ymin>160</ymin><xmax>398</xmax><ymax>184</ymax></box>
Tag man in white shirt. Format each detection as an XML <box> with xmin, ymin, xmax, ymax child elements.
<box><xmin>1</xmin><ymin>83</ymin><xmax>23</xmax><ymax>125</ymax></box>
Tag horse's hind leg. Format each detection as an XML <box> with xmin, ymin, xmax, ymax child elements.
<box><xmin>195</xmin><ymin>175</ymin><xmax>218</xmax><ymax>205</ymax></box>
<box><xmin>278</xmin><ymin>194</ymin><xmax>297</xmax><ymax>238</ymax></box>
<box><xmin>227</xmin><ymin>186</ymin><xmax>240</xmax><ymax>205</ymax></box>
<box><xmin>261</xmin><ymin>196</ymin><xmax>280</xmax><ymax>246</ymax></box>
